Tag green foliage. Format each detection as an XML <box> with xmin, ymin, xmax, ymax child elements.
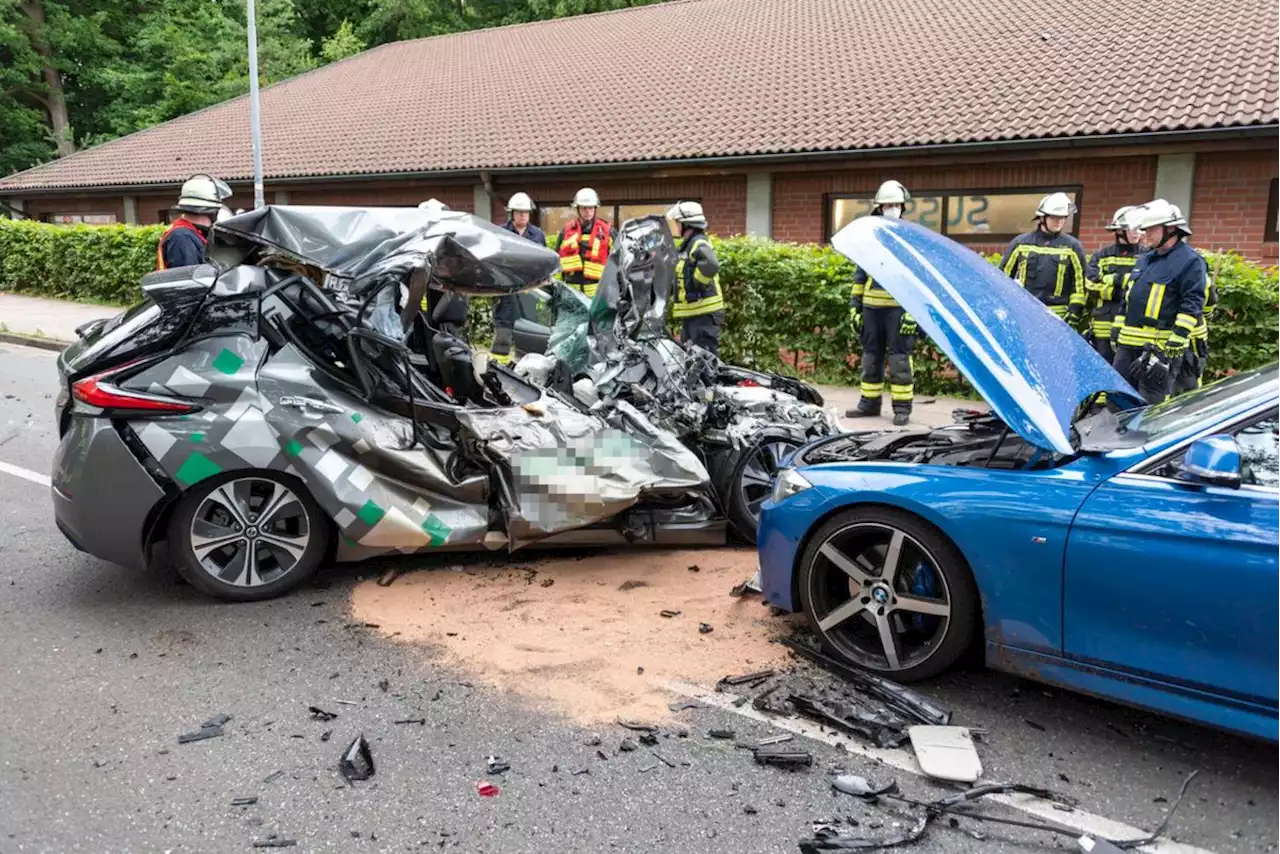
<box><xmin>0</xmin><ymin>219</ymin><xmax>163</xmax><ymax>303</ymax></box>
<box><xmin>1</xmin><ymin>220</ymin><xmax>1275</xmax><ymax>397</ymax></box>
<box><xmin>319</xmin><ymin>19</ymin><xmax>365</xmax><ymax>63</ymax></box>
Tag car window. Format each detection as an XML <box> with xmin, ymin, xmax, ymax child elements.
<box><xmin>1112</xmin><ymin>366</ymin><xmax>1278</xmax><ymax>444</ymax></box>
<box><xmin>1151</xmin><ymin>415</ymin><xmax>1279</xmax><ymax>489</ymax></box>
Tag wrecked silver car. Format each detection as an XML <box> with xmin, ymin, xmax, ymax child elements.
<box><xmin>49</xmin><ymin>205</ymin><xmax>835</xmax><ymax>601</ymax></box>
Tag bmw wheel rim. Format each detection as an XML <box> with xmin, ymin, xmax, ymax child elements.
<box><xmin>807</xmin><ymin>522</ymin><xmax>952</xmax><ymax>672</ymax></box>
<box><xmin>738</xmin><ymin>439</ymin><xmax>799</xmax><ymax>521</ymax></box>
<box><xmin>190</xmin><ymin>477</ymin><xmax>310</xmax><ymax>588</ymax></box>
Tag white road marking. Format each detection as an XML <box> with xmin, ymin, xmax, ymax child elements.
<box><xmin>0</xmin><ymin>460</ymin><xmax>51</xmax><ymax>487</ymax></box>
<box><xmin>665</xmin><ymin>680</ymin><xmax>1214</xmax><ymax>854</ymax></box>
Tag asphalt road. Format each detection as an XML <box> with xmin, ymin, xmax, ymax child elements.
<box><xmin>0</xmin><ymin>341</ymin><xmax>1275</xmax><ymax>854</ymax></box>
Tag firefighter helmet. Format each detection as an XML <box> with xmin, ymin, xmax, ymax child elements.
<box><xmin>1035</xmin><ymin>192</ymin><xmax>1077</xmax><ymax>219</ymax></box>
<box><xmin>1106</xmin><ymin>205</ymin><xmax>1141</xmax><ymax>232</ymax></box>
<box><xmin>572</xmin><ymin>187</ymin><xmax>601</xmax><ymax>208</ymax></box>
<box><xmin>175</xmin><ymin>174</ymin><xmax>232</xmax><ymax>215</ymax></box>
<box><xmin>506</xmin><ymin>192</ymin><xmax>535</xmax><ymax>212</ymax></box>
<box><xmin>1137</xmin><ymin>198</ymin><xmax>1191</xmax><ymax>235</ymax></box>
<box><xmin>873</xmin><ymin>180</ymin><xmax>910</xmax><ymax>206</ymax></box>
<box><xmin>665</xmin><ymin>201</ymin><xmax>707</xmax><ymax>229</ymax></box>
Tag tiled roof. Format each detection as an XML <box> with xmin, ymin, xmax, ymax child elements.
<box><xmin>2</xmin><ymin>0</ymin><xmax>1276</xmax><ymax>191</ymax></box>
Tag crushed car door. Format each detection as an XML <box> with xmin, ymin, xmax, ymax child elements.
<box><xmin>1063</xmin><ymin>411</ymin><xmax>1279</xmax><ymax>711</ymax></box>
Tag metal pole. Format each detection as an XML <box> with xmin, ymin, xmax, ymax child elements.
<box><xmin>246</xmin><ymin>0</ymin><xmax>265</xmax><ymax>209</ymax></box>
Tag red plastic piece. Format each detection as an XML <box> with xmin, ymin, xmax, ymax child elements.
<box><xmin>475</xmin><ymin>780</ymin><xmax>500</xmax><ymax>797</ymax></box>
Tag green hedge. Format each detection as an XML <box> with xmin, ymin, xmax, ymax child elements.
<box><xmin>1</xmin><ymin>219</ymin><xmax>1275</xmax><ymax>393</ymax></box>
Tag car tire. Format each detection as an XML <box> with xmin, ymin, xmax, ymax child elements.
<box><xmin>168</xmin><ymin>470</ymin><xmax>330</xmax><ymax>602</ymax></box>
<box><xmin>723</xmin><ymin>433</ymin><xmax>801</xmax><ymax>543</ymax></box>
<box><xmin>796</xmin><ymin>507</ymin><xmax>978</xmax><ymax>683</ymax></box>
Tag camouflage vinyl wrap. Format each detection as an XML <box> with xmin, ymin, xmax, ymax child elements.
<box><xmin>122</xmin><ymin>335</ymin><xmax>491</xmax><ymax>561</ymax></box>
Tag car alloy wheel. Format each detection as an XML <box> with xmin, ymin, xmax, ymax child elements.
<box><xmin>170</xmin><ymin>470</ymin><xmax>329</xmax><ymax>601</ymax></box>
<box><xmin>804</xmin><ymin>520</ymin><xmax>958</xmax><ymax>676</ymax></box>
<box><xmin>728</xmin><ymin>435</ymin><xmax>801</xmax><ymax>541</ymax></box>
<box><xmin>190</xmin><ymin>476</ymin><xmax>311</xmax><ymax>588</ymax></box>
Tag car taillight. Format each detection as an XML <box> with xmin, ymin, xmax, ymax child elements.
<box><xmin>71</xmin><ymin>375</ymin><xmax>197</xmax><ymax>413</ymax></box>
<box><xmin>737</xmin><ymin>379</ymin><xmax>761</xmax><ymax>387</ymax></box>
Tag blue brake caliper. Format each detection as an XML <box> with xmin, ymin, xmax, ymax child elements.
<box><xmin>908</xmin><ymin>561</ymin><xmax>938</xmax><ymax>634</ymax></box>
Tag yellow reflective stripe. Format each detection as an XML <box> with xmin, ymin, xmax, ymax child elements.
<box><xmin>1144</xmin><ymin>283</ymin><xmax>1166</xmax><ymax>319</ymax></box>
<box><xmin>862</xmin><ymin>292</ymin><xmax>900</xmax><ymax>308</ymax></box>
<box><xmin>1054</xmin><ymin>260</ymin><xmax>1065</xmax><ymax>298</ymax></box>
<box><xmin>1048</xmin><ymin>305</ymin><xmax>1069</xmax><ymax>317</ymax></box>
<box><xmin>671</xmin><ymin>294</ymin><xmax>725</xmax><ymax>318</ymax></box>
<box><xmin>851</xmin><ymin>281</ymin><xmax>866</xmax><ymax>299</ymax></box>
<box><xmin>1117</xmin><ymin>326</ymin><xmax>1173</xmax><ymax>347</ymax></box>
<box><xmin>560</xmin><ymin>256</ymin><xmax>583</xmax><ymax>272</ymax></box>
<box><xmin>889</xmin><ymin>385</ymin><xmax>914</xmax><ymax>401</ymax></box>
<box><xmin>692</xmin><ymin>268</ymin><xmax>715</xmax><ymax>285</ymax></box>
<box><xmin>1174</xmin><ymin>313</ymin><xmax>1198</xmax><ymax>332</ymax></box>
<box><xmin>561</xmin><ymin>237</ymin><xmax>580</xmax><ymax>251</ymax></box>
<box><xmin>1190</xmin><ymin>325</ymin><xmax>1208</xmax><ymax>341</ymax></box>
<box><xmin>1091</xmin><ymin>320</ymin><xmax>1112</xmax><ymax>335</ymax></box>
<box><xmin>859</xmin><ymin>382</ymin><xmax>884</xmax><ymax>398</ymax></box>
<box><xmin>580</xmin><ymin>282</ymin><xmax>598</xmax><ymax>298</ymax></box>
<box><xmin>582</xmin><ymin>261</ymin><xmax>606</xmax><ymax>280</ymax></box>
<box><xmin>1003</xmin><ymin>245</ymin><xmax>1027</xmax><ymax>277</ymax></box>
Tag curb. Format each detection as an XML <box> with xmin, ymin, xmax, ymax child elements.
<box><xmin>0</xmin><ymin>332</ymin><xmax>70</xmax><ymax>353</ymax></box>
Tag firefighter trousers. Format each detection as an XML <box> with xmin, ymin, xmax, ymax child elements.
<box><xmin>682</xmin><ymin>311</ymin><xmax>724</xmax><ymax>355</ymax></box>
<box><xmin>855</xmin><ymin>306</ymin><xmax>914</xmax><ymax>415</ymax></box>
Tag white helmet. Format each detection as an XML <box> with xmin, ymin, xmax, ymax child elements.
<box><xmin>418</xmin><ymin>198</ymin><xmax>449</xmax><ymax>212</ymax></box>
<box><xmin>175</xmin><ymin>174</ymin><xmax>232</xmax><ymax>215</ymax></box>
<box><xmin>215</xmin><ymin>205</ymin><xmax>234</xmax><ymax>223</ymax></box>
<box><xmin>1035</xmin><ymin>192</ymin><xmax>1077</xmax><ymax>219</ymax></box>
<box><xmin>572</xmin><ymin>187</ymin><xmax>601</xmax><ymax>208</ymax></box>
<box><xmin>665</xmin><ymin>200</ymin><xmax>706</xmax><ymax>229</ymax></box>
<box><xmin>1106</xmin><ymin>205</ymin><xmax>1141</xmax><ymax>232</ymax></box>
<box><xmin>506</xmin><ymin>192</ymin><xmax>535</xmax><ymax>212</ymax></box>
<box><xmin>873</xmin><ymin>180</ymin><xmax>910</xmax><ymax>207</ymax></box>
<box><xmin>1137</xmin><ymin>198</ymin><xmax>1191</xmax><ymax>235</ymax></box>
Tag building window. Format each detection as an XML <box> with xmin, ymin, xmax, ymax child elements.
<box><xmin>1265</xmin><ymin>178</ymin><xmax>1278</xmax><ymax>242</ymax></box>
<box><xmin>535</xmin><ymin>200</ymin><xmax>687</xmax><ymax>240</ymax></box>
<box><xmin>42</xmin><ymin>212</ymin><xmax>117</xmax><ymax>225</ymax></box>
<box><xmin>825</xmin><ymin>189</ymin><xmax>1081</xmax><ymax>242</ymax></box>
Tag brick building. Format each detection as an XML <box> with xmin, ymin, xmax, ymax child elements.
<box><xmin>2</xmin><ymin>0</ymin><xmax>1276</xmax><ymax>261</ymax></box>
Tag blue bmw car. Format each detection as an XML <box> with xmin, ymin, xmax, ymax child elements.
<box><xmin>758</xmin><ymin>216</ymin><xmax>1279</xmax><ymax>741</ymax></box>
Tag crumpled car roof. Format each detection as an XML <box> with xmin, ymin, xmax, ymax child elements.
<box><xmin>211</xmin><ymin>204</ymin><xmax>560</xmax><ymax>295</ymax></box>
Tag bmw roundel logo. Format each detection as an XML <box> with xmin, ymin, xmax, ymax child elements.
<box><xmin>871</xmin><ymin>587</ymin><xmax>890</xmax><ymax>604</ymax></box>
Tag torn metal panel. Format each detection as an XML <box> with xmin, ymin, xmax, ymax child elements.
<box><xmin>457</xmin><ymin>396</ymin><xmax>709</xmax><ymax>544</ymax></box>
<box><xmin>907</xmin><ymin>726</ymin><xmax>982</xmax><ymax>783</ymax></box>
<box><xmin>211</xmin><ymin>205</ymin><xmax>560</xmax><ymax>298</ymax></box>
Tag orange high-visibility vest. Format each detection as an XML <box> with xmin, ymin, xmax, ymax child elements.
<box><xmin>558</xmin><ymin>218</ymin><xmax>611</xmax><ymax>295</ymax></box>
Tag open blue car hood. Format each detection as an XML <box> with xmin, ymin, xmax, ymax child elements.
<box><xmin>832</xmin><ymin>217</ymin><xmax>1143</xmax><ymax>455</ymax></box>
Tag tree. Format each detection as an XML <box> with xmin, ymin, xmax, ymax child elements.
<box><xmin>319</xmin><ymin>19</ymin><xmax>364</xmax><ymax>64</ymax></box>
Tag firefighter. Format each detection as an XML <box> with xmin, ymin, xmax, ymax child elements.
<box><xmin>846</xmin><ymin>180</ymin><xmax>917</xmax><ymax>426</ymax></box>
<box><xmin>999</xmin><ymin>192</ymin><xmax>1088</xmax><ymax>327</ymax></box>
<box><xmin>157</xmin><ymin>174</ymin><xmax>232</xmax><ymax>270</ymax></box>
<box><xmin>1111</xmin><ymin>199</ymin><xmax>1206</xmax><ymax>405</ymax></box>
<box><xmin>1178</xmin><ymin>271</ymin><xmax>1219</xmax><ymax>394</ymax></box>
<box><xmin>1085</xmin><ymin>206</ymin><xmax>1144</xmax><ymax>363</ymax></box>
<box><xmin>667</xmin><ymin>201</ymin><xmax>724</xmax><ymax>355</ymax></box>
<box><xmin>555</xmin><ymin>188</ymin><xmax>613</xmax><ymax>298</ymax></box>
<box><xmin>492</xmin><ymin>192</ymin><xmax>547</xmax><ymax>364</ymax></box>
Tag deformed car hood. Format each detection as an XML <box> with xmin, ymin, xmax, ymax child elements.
<box><xmin>212</xmin><ymin>205</ymin><xmax>560</xmax><ymax>295</ymax></box>
<box><xmin>831</xmin><ymin>217</ymin><xmax>1143</xmax><ymax>454</ymax></box>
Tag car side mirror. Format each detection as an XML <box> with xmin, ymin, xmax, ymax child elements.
<box><xmin>1174</xmin><ymin>435</ymin><xmax>1242</xmax><ymax>488</ymax></box>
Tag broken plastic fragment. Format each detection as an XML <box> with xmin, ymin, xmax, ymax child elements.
<box><xmin>729</xmin><ymin>570</ymin><xmax>763</xmax><ymax>597</ymax></box>
<box><xmin>251</xmin><ymin>840</ymin><xmax>298</xmax><ymax>849</ymax></box>
<box><xmin>619</xmin><ymin>738</ymin><xmax>638</xmax><ymax>752</ymax></box>
<box><xmin>908</xmin><ymin>726</ymin><xmax>983</xmax><ymax>783</ymax></box>
<box><xmin>753</xmin><ymin>748</ymin><xmax>812</xmax><ymax>767</ymax></box>
<box><xmin>309</xmin><ymin>706</ymin><xmax>338</xmax><ymax>722</ymax></box>
<box><xmin>231</xmin><ymin>797</ymin><xmax>258</xmax><ymax>806</ymax></box>
<box><xmin>708</xmin><ymin>729</ymin><xmax>736</xmax><ymax>740</ymax></box>
<box><xmin>486</xmin><ymin>756</ymin><xmax>510</xmax><ymax>774</ymax></box>
<box><xmin>659</xmin><ymin>609</ymin><xmax>682</xmax><ymax>618</ymax></box>
<box><xmin>716</xmin><ymin>670</ymin><xmax>775</xmax><ymax>691</ymax></box>
<box><xmin>639</xmin><ymin>733</ymin><xmax>658</xmax><ymax>747</ymax></box>
<box><xmin>698</xmin><ymin>623</ymin><xmax>714</xmax><ymax>634</ymax></box>
<box><xmin>617</xmin><ymin>720</ymin><xmax>657</xmax><ymax>732</ymax></box>
<box><xmin>832</xmin><ymin>774</ymin><xmax>899</xmax><ymax>799</ymax></box>
<box><xmin>1078</xmin><ymin>838</ymin><xmax>1126</xmax><ymax>854</ymax></box>
<box><xmin>781</xmin><ymin>639</ymin><xmax>950</xmax><ymax>726</ymax></box>
<box><xmin>475</xmin><ymin>780</ymin><xmax>500</xmax><ymax>797</ymax></box>
<box><xmin>338</xmin><ymin>735</ymin><xmax>375</xmax><ymax>782</ymax></box>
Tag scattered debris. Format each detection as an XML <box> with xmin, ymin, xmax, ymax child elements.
<box><xmin>752</xmin><ymin>734</ymin><xmax>794</xmax><ymax>748</ymax></box>
<box><xmin>540</xmin><ymin>578</ymin><xmax>555</xmax><ymax>588</ymax></box>
<box><xmin>486</xmin><ymin>756</ymin><xmax>510</xmax><ymax>775</ymax></box>
<box><xmin>262</xmin><ymin>771</ymin><xmax>284</xmax><ymax>784</ymax></box>
<box><xmin>475</xmin><ymin>781</ymin><xmax>500</xmax><ymax>797</ymax></box>
<box><xmin>716</xmin><ymin>670</ymin><xmax>776</xmax><ymax>691</ymax></box>
<box><xmin>1108</xmin><ymin>770</ymin><xmax>1198</xmax><ymax>850</ymax></box>
<box><xmin>637</xmin><ymin>666</ymin><xmax>644</xmax><ymax>675</ymax></box>
<box><xmin>639</xmin><ymin>733</ymin><xmax>659</xmax><ymax>747</ymax></box>
<box><xmin>780</xmin><ymin>640</ymin><xmax>951</xmax><ymax>726</ymax></box>
<box><xmin>1079</xmin><ymin>838</ymin><xmax>1127</xmax><ymax>854</ymax></box>
<box><xmin>571</xmin><ymin>768</ymin><xmax>591</xmax><ymax>776</ymax></box>
<box><xmin>651</xmin><ymin>750</ymin><xmax>677</xmax><ymax>769</ymax></box>
<box><xmin>393</xmin><ymin>718</ymin><xmax>426</xmax><ymax>726</ymax></box>
<box><xmin>618</xmin><ymin>580</ymin><xmax>649</xmax><ymax>591</ymax></box>
<box><xmin>832</xmin><ymin>775</ymin><xmax>898</xmax><ymax>799</ymax></box>
<box><xmin>753</xmin><ymin>748</ymin><xmax>813</xmax><ymax>768</ymax></box>
<box><xmin>639</xmin><ymin>763</ymin><xmax>660</xmax><ymax>774</ymax></box>
<box><xmin>377</xmin><ymin>680</ymin><xmax>390</xmax><ymax>692</ymax></box>
<box><xmin>1025</xmin><ymin>719</ymin><xmax>1047</xmax><ymax>732</ymax></box>
<box><xmin>708</xmin><ymin>729</ymin><xmax>736</xmax><ymax>740</ymax></box>
<box><xmin>908</xmin><ymin>726</ymin><xmax>982</xmax><ymax>783</ymax></box>
<box><xmin>376</xmin><ymin>567</ymin><xmax>401</xmax><ymax>587</ymax></box>
<box><xmin>308</xmin><ymin>706</ymin><xmax>338</xmax><ymax>722</ymax></box>
<box><xmin>787</xmin><ymin>694</ymin><xmax>907</xmax><ymax>749</ymax></box>
<box><xmin>338</xmin><ymin>735</ymin><xmax>375</xmax><ymax>782</ymax></box>
<box><xmin>231</xmin><ymin>797</ymin><xmax>259</xmax><ymax>807</ymax></box>
<box><xmin>799</xmin><ymin>807</ymin><xmax>927</xmax><ymax>851</ymax></box>
<box><xmin>596</xmin><ymin>750</ymin><xmax>609</xmax><ymax>761</ymax></box>
<box><xmin>619</xmin><ymin>738</ymin><xmax>638</xmax><ymax>753</ymax></box>
<box><xmin>251</xmin><ymin>839</ymin><xmax>298</xmax><ymax>849</ymax></box>
<box><xmin>729</xmin><ymin>570</ymin><xmax>763</xmax><ymax>597</ymax></box>
<box><xmin>668</xmin><ymin>700</ymin><xmax>701</xmax><ymax>712</ymax></box>
<box><xmin>743</xmin><ymin>804</ymin><xmax>759</xmax><ymax>815</ymax></box>
<box><xmin>617</xmin><ymin>720</ymin><xmax>658</xmax><ymax>733</ymax></box>
<box><xmin>698</xmin><ymin>623</ymin><xmax>714</xmax><ymax>634</ymax></box>
<box><xmin>585</xmin><ymin>735</ymin><xmax>602</xmax><ymax>746</ymax></box>
<box><xmin>334</xmin><ymin>699</ymin><xmax>359</xmax><ymax>706</ymax></box>
<box><xmin>320</xmin><ymin>730</ymin><xmax>332</xmax><ymax>742</ymax></box>
<box><xmin>178</xmin><ymin>713</ymin><xmax>231</xmax><ymax>744</ymax></box>
<box><xmin>659</xmin><ymin>609</ymin><xmax>682</xmax><ymax>618</ymax></box>
<box><xmin>687</xmin><ymin>564</ymin><xmax>701</xmax><ymax>573</ymax></box>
